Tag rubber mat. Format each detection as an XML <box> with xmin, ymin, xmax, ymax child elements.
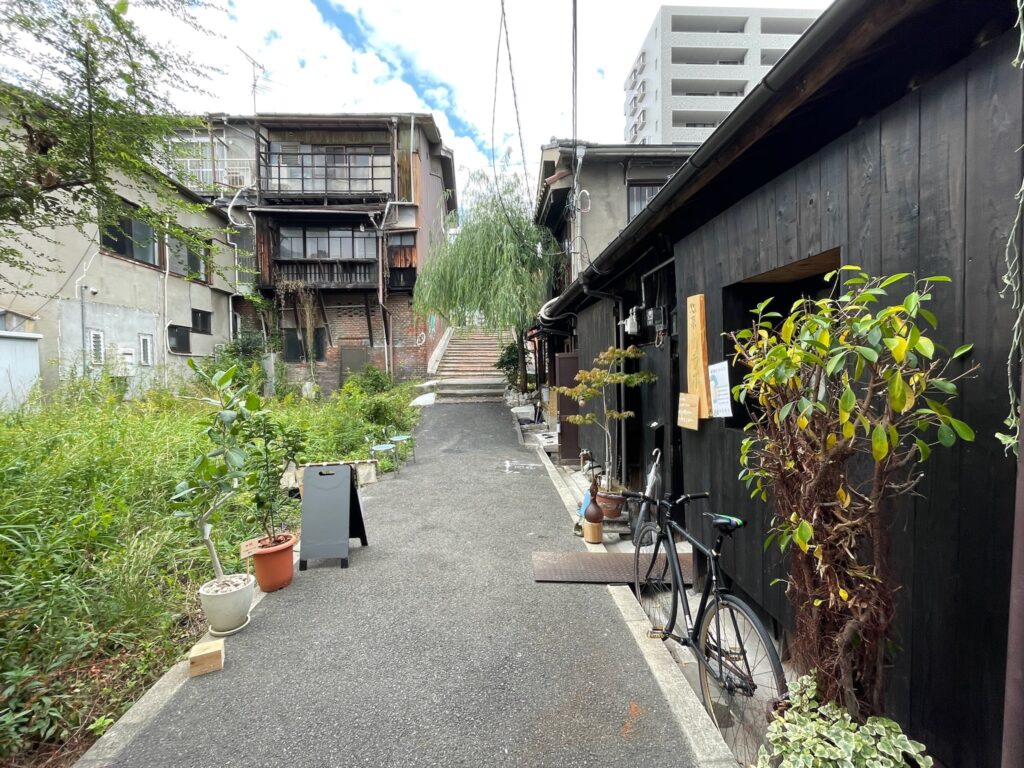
<box><xmin>532</xmin><ymin>551</ymin><xmax>693</xmax><ymax>585</ymax></box>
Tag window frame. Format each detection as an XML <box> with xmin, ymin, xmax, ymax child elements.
<box><xmin>281</xmin><ymin>327</ymin><xmax>327</xmax><ymax>362</ymax></box>
<box><xmin>167</xmin><ymin>324</ymin><xmax>191</xmax><ymax>354</ymax></box>
<box><xmin>88</xmin><ymin>329</ymin><xmax>105</xmax><ymax>367</ymax></box>
<box><xmin>191</xmin><ymin>309</ymin><xmax>213</xmax><ymax>335</ymax></box>
<box><xmin>100</xmin><ymin>199</ymin><xmax>159</xmax><ymax>267</ymax></box>
<box><xmin>276</xmin><ymin>225</ymin><xmax>378</xmax><ymax>261</ymax></box>
<box><xmin>139</xmin><ymin>334</ymin><xmax>154</xmax><ymax>366</ymax></box>
<box><xmin>628</xmin><ymin>184</ymin><xmax>662</xmax><ymax>221</ymax></box>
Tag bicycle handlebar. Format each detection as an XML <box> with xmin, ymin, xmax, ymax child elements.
<box><xmin>620</xmin><ymin>490</ymin><xmax>711</xmax><ymax>506</ymax></box>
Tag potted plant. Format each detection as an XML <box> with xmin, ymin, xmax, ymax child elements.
<box><xmin>173</xmin><ymin>362</ymin><xmax>258</xmax><ymax>636</ymax></box>
<box><xmin>729</xmin><ymin>270</ymin><xmax>976</xmax><ymax>719</ymax></box>
<box><xmin>554</xmin><ymin>345</ymin><xmax>656</xmax><ymax>517</ymax></box>
<box><xmin>245</xmin><ymin>406</ymin><xmax>304</xmax><ymax>592</ymax></box>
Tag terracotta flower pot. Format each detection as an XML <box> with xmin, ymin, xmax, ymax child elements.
<box><xmin>253</xmin><ymin>533</ymin><xmax>297</xmax><ymax>592</ymax></box>
<box><xmin>596</xmin><ymin>491</ymin><xmax>626</xmax><ymax>519</ymax></box>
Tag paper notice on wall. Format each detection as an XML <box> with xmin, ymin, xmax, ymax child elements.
<box><xmin>708</xmin><ymin>361</ymin><xmax>733</xmax><ymax>419</ymax></box>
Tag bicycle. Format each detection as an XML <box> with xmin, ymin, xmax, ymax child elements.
<box><xmin>625</xmin><ymin>482</ymin><xmax>787</xmax><ymax>766</ymax></box>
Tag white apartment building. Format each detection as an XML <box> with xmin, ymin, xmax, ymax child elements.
<box><xmin>624</xmin><ymin>6</ymin><xmax>820</xmax><ymax>145</ymax></box>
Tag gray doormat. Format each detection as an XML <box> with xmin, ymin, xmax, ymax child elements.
<box><xmin>532</xmin><ymin>551</ymin><xmax>693</xmax><ymax>585</ymax></box>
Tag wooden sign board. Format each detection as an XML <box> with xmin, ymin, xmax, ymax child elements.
<box><xmin>678</xmin><ymin>393</ymin><xmax>700</xmax><ymax>431</ymax></box>
<box><xmin>239</xmin><ymin>537</ymin><xmax>262</xmax><ymax>560</ymax></box>
<box><xmin>686</xmin><ymin>294</ymin><xmax>712</xmax><ymax>418</ymax></box>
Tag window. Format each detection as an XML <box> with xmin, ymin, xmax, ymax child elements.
<box><xmin>168</xmin><ymin>325</ymin><xmax>191</xmax><ymax>354</ymax></box>
<box><xmin>281</xmin><ymin>328</ymin><xmax>327</xmax><ymax>362</ymax></box>
<box><xmin>628</xmin><ymin>185</ymin><xmax>662</xmax><ymax>220</ymax></box>
<box><xmin>101</xmin><ymin>203</ymin><xmax>158</xmax><ymax>266</ymax></box>
<box><xmin>276</xmin><ymin>226</ymin><xmax>378</xmax><ymax>260</ymax></box>
<box><xmin>168</xmin><ymin>237</ymin><xmax>209</xmax><ymax>282</ymax></box>
<box><xmin>88</xmin><ymin>330</ymin><xmax>105</xmax><ymax>367</ymax></box>
<box><xmin>140</xmin><ymin>334</ymin><xmax>154</xmax><ymax>366</ymax></box>
<box><xmin>191</xmin><ymin>309</ymin><xmax>212</xmax><ymax>335</ymax></box>
<box><xmin>387</xmin><ymin>233</ymin><xmax>416</xmax><ymax>267</ymax></box>
<box><xmin>721</xmin><ymin>249</ymin><xmax>840</xmax><ymax>429</ymax></box>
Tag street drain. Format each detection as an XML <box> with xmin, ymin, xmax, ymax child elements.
<box><xmin>496</xmin><ymin>460</ymin><xmax>542</xmax><ymax>473</ymax></box>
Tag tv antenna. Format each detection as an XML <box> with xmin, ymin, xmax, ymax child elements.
<box><xmin>237</xmin><ymin>46</ymin><xmax>266</xmax><ymax>113</ymax></box>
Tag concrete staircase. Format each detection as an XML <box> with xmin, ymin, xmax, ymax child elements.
<box><xmin>435</xmin><ymin>328</ymin><xmax>509</xmax><ymax>403</ymax></box>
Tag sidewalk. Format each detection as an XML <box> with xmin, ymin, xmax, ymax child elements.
<box><xmin>83</xmin><ymin>403</ymin><xmax>703</xmax><ymax>768</ymax></box>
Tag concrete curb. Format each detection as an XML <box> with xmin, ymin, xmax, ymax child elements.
<box><xmin>74</xmin><ymin>550</ymin><xmax>298</xmax><ymax>767</ymax></box>
<box><xmin>529</xmin><ymin>435</ymin><xmax>736</xmax><ymax>767</ymax></box>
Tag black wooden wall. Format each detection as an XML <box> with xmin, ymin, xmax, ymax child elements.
<box><xmin>575</xmin><ymin>300</ymin><xmax>617</xmax><ymax>470</ymax></box>
<box><xmin>672</xmin><ymin>31</ymin><xmax>1021</xmax><ymax>768</ymax></box>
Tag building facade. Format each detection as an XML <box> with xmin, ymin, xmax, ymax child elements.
<box><xmin>173</xmin><ymin>113</ymin><xmax>457</xmax><ymax>390</ymax></box>
<box><xmin>0</xmin><ymin>183</ymin><xmax>238</xmax><ymax>394</ymax></box>
<box><xmin>623</xmin><ymin>6</ymin><xmax>819</xmax><ymax>145</ymax></box>
<box><xmin>546</xmin><ymin>1</ymin><xmax>1021</xmax><ymax>764</ymax></box>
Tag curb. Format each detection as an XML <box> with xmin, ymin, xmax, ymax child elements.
<box><xmin>74</xmin><ymin>549</ymin><xmax>299</xmax><ymax>767</ymax></box>
<box><xmin>530</xmin><ymin>437</ymin><xmax>736</xmax><ymax>766</ymax></box>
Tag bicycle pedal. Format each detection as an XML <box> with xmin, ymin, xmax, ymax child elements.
<box><xmin>647</xmin><ymin>627</ymin><xmax>667</xmax><ymax>640</ymax></box>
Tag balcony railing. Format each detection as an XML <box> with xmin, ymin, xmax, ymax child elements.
<box><xmin>274</xmin><ymin>259</ymin><xmax>377</xmax><ymax>289</ymax></box>
<box><xmin>178</xmin><ymin>158</ymin><xmax>254</xmax><ymax>192</ymax></box>
<box><xmin>259</xmin><ymin>144</ymin><xmax>392</xmax><ymax>196</ymax></box>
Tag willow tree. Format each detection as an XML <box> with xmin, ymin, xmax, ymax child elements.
<box><xmin>415</xmin><ymin>167</ymin><xmax>557</xmax><ymax>391</ymax></box>
<box><xmin>0</xmin><ymin>0</ymin><xmax>216</xmax><ymax>293</ymax></box>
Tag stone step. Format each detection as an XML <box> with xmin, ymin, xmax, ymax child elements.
<box><xmin>436</xmin><ymin>377</ymin><xmax>505</xmax><ymax>391</ymax></box>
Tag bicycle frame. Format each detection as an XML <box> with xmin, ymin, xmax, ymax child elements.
<box><xmin>647</xmin><ymin>502</ymin><xmax>760</xmax><ymax>697</ymax></box>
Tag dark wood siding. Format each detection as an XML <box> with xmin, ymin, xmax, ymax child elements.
<box><xmin>671</xmin><ymin>31</ymin><xmax>1021</xmax><ymax>768</ymax></box>
<box><xmin>576</xmin><ymin>300</ymin><xmax>617</xmax><ymax>470</ymax></box>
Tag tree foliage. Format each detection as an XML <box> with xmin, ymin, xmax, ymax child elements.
<box><xmin>554</xmin><ymin>346</ymin><xmax>655</xmax><ymax>485</ymax></box>
<box><xmin>414</xmin><ymin>165</ymin><xmax>557</xmax><ymax>390</ymax></box>
<box><xmin>0</xmin><ymin>0</ymin><xmax>217</xmax><ymax>291</ymax></box>
<box><xmin>729</xmin><ymin>270</ymin><xmax>976</xmax><ymax>719</ymax></box>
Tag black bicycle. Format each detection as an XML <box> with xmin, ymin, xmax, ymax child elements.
<box><xmin>626</xmin><ymin>489</ymin><xmax>786</xmax><ymax>766</ymax></box>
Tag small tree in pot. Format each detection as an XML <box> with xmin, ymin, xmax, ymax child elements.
<box><xmin>244</xmin><ymin>408</ymin><xmax>304</xmax><ymax>592</ymax></box>
<box><xmin>173</xmin><ymin>362</ymin><xmax>258</xmax><ymax>635</ymax></box>
<box><xmin>554</xmin><ymin>346</ymin><xmax>656</xmax><ymax>515</ymax></box>
<box><xmin>729</xmin><ymin>270</ymin><xmax>976</xmax><ymax>719</ymax></box>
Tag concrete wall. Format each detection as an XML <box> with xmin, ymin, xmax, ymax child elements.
<box><xmin>0</xmin><ymin>332</ymin><xmax>42</xmax><ymax>407</ymax></box>
<box><xmin>0</xmin><ymin>191</ymin><xmax>237</xmax><ymax>391</ymax></box>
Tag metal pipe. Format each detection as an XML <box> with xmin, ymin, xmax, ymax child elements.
<box><xmin>1002</xmin><ymin>365</ymin><xmax>1024</xmax><ymax>767</ymax></box>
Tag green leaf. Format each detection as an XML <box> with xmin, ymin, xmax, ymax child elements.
<box><xmin>953</xmin><ymin>344</ymin><xmax>973</xmax><ymax>359</ymax></box>
<box><xmin>915</xmin><ymin>336</ymin><xmax>935</xmax><ymax>359</ymax></box>
<box><xmin>919</xmin><ymin>308</ymin><xmax>938</xmax><ymax>328</ymax></box>
<box><xmin>949</xmin><ymin>417</ymin><xmax>975</xmax><ymax>441</ymax></box>
<box><xmin>915</xmin><ymin>438</ymin><xmax>931</xmax><ymax>462</ymax></box>
<box><xmin>826</xmin><ymin>351</ymin><xmax>846</xmax><ymax>375</ymax></box>
<box><xmin>904</xmin><ymin>292</ymin><xmax>920</xmax><ymax>314</ymax></box>
<box><xmin>114</xmin><ymin>0</ymin><xmax>129</xmax><ymax>14</ymax></box>
<box><xmin>923</xmin><ymin>275</ymin><xmax>952</xmax><ymax>282</ymax></box>
<box><xmin>871</xmin><ymin>424</ymin><xmax>889</xmax><ymax>461</ymax></box>
<box><xmin>840</xmin><ymin>385</ymin><xmax>856</xmax><ymax>414</ymax></box>
<box><xmin>889</xmin><ymin>374</ymin><xmax>907</xmax><ymax>413</ymax></box>
<box><xmin>854</xmin><ymin>346</ymin><xmax>878</xmax><ymax>364</ymax></box>
<box><xmin>794</xmin><ymin>519</ymin><xmax>814</xmax><ymax>553</ymax></box>
<box><xmin>879</xmin><ymin>273</ymin><xmax>911</xmax><ymax>288</ymax></box>
<box><xmin>930</xmin><ymin>378</ymin><xmax>957</xmax><ymax>395</ymax></box>
<box><xmin>937</xmin><ymin>424</ymin><xmax>956</xmax><ymax>447</ymax></box>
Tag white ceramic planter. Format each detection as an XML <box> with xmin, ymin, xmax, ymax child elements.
<box><xmin>198</xmin><ymin>573</ymin><xmax>255</xmax><ymax>636</ymax></box>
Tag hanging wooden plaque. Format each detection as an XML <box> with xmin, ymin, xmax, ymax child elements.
<box><xmin>686</xmin><ymin>294</ymin><xmax>712</xmax><ymax>418</ymax></box>
<box><xmin>678</xmin><ymin>393</ymin><xmax>700</xmax><ymax>431</ymax></box>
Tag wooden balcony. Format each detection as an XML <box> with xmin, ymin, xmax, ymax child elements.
<box><xmin>273</xmin><ymin>259</ymin><xmax>378</xmax><ymax>289</ymax></box>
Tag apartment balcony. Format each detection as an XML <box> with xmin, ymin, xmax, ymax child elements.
<box><xmin>273</xmin><ymin>259</ymin><xmax>378</xmax><ymax>289</ymax></box>
<box><xmin>670</xmin><ymin>94</ymin><xmax>745</xmax><ymax>112</ymax></box>
<box><xmin>258</xmin><ymin>144</ymin><xmax>393</xmax><ymax>200</ymax></box>
<box><xmin>177</xmin><ymin>158</ymin><xmax>254</xmax><ymax>194</ymax></box>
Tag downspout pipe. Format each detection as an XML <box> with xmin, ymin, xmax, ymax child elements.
<box><xmin>1002</xmin><ymin>365</ymin><xmax>1024</xmax><ymax>767</ymax></box>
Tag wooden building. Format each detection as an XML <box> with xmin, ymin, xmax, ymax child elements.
<box><xmin>537</xmin><ymin>1</ymin><xmax>1022</xmax><ymax>765</ymax></box>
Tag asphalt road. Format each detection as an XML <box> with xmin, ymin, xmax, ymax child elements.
<box><xmin>108</xmin><ymin>403</ymin><xmax>697</xmax><ymax>767</ymax></box>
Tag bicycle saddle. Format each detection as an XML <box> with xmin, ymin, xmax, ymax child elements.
<box><xmin>709</xmin><ymin>514</ymin><xmax>746</xmax><ymax>533</ymax></box>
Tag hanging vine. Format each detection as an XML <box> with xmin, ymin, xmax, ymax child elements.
<box><xmin>276</xmin><ymin>279</ymin><xmax>320</xmax><ymax>389</ymax></box>
<box><xmin>998</xmin><ymin>0</ymin><xmax>1024</xmax><ymax>455</ymax></box>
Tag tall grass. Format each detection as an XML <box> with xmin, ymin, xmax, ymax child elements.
<box><xmin>0</xmin><ymin>369</ymin><xmax>418</xmax><ymax>764</ymax></box>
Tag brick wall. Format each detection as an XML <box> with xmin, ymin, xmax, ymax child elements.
<box><xmin>238</xmin><ymin>290</ymin><xmax>446</xmax><ymax>393</ymax></box>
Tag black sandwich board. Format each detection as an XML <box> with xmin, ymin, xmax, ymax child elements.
<box><xmin>299</xmin><ymin>463</ymin><xmax>368</xmax><ymax>570</ymax></box>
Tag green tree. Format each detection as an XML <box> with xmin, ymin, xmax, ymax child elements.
<box><xmin>0</xmin><ymin>0</ymin><xmax>216</xmax><ymax>292</ymax></box>
<box><xmin>414</xmin><ymin>165</ymin><xmax>557</xmax><ymax>391</ymax></box>
<box><xmin>730</xmin><ymin>270</ymin><xmax>976</xmax><ymax>718</ymax></box>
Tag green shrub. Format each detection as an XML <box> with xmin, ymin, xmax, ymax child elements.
<box><xmin>757</xmin><ymin>675</ymin><xmax>932</xmax><ymax>768</ymax></box>
<box><xmin>346</xmin><ymin>364</ymin><xmax>393</xmax><ymax>394</ymax></box>
<box><xmin>494</xmin><ymin>342</ymin><xmax>518</xmax><ymax>387</ymax></box>
<box><xmin>0</xmin><ymin>370</ymin><xmax>420</xmax><ymax>764</ymax></box>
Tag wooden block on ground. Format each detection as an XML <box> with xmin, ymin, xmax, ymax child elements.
<box><xmin>189</xmin><ymin>639</ymin><xmax>224</xmax><ymax>677</ymax></box>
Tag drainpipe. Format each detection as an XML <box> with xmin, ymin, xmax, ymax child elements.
<box><xmin>1002</xmin><ymin>366</ymin><xmax>1024</xmax><ymax>768</ymax></box>
<box><xmin>409</xmin><ymin>115</ymin><xmax>415</xmax><ymax>202</ymax></box>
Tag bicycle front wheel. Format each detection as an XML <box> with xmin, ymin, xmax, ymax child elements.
<box><xmin>697</xmin><ymin>594</ymin><xmax>786</xmax><ymax>766</ymax></box>
<box><xmin>633</xmin><ymin>522</ymin><xmax>677</xmax><ymax>634</ymax></box>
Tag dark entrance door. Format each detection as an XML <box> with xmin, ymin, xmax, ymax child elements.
<box><xmin>555</xmin><ymin>352</ymin><xmax>579</xmax><ymax>464</ymax></box>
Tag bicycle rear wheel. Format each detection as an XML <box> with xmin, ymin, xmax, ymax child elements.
<box><xmin>633</xmin><ymin>522</ymin><xmax>677</xmax><ymax>633</ymax></box>
<box><xmin>697</xmin><ymin>594</ymin><xmax>786</xmax><ymax>766</ymax></box>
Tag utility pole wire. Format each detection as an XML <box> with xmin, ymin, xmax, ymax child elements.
<box><xmin>500</xmin><ymin>0</ymin><xmax>532</xmax><ymax>199</ymax></box>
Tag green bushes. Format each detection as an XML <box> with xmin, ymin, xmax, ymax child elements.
<box><xmin>0</xmin><ymin>368</ymin><xmax>419</xmax><ymax>763</ymax></box>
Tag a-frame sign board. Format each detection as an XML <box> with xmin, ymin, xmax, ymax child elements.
<box><xmin>299</xmin><ymin>463</ymin><xmax>368</xmax><ymax>570</ymax></box>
